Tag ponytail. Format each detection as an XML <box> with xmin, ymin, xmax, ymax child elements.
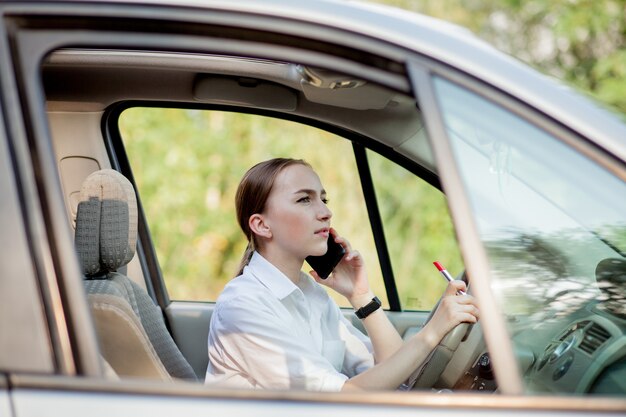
<box><xmin>236</xmin><ymin>240</ymin><xmax>255</xmax><ymax>276</ymax></box>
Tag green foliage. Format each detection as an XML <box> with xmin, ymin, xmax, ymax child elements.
<box><xmin>368</xmin><ymin>151</ymin><xmax>461</xmax><ymax>309</ymax></box>
<box><xmin>369</xmin><ymin>0</ymin><xmax>626</xmax><ymax>118</ymax></box>
<box><xmin>120</xmin><ymin>108</ymin><xmax>462</xmax><ymax>311</ymax></box>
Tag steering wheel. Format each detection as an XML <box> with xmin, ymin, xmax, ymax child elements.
<box><xmin>409</xmin><ymin>272</ymin><xmax>472</xmax><ymax>390</ymax></box>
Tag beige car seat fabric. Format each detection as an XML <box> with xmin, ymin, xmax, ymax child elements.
<box><xmin>75</xmin><ymin>169</ymin><xmax>197</xmax><ymax>381</ymax></box>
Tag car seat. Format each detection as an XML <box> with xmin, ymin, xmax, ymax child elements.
<box><xmin>75</xmin><ymin>169</ymin><xmax>197</xmax><ymax>381</ymax></box>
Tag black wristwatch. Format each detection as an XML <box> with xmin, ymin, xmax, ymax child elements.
<box><xmin>355</xmin><ymin>296</ymin><xmax>381</xmax><ymax>319</ymax></box>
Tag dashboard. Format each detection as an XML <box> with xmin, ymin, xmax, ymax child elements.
<box><xmin>523</xmin><ymin>303</ymin><xmax>626</xmax><ymax>395</ymax></box>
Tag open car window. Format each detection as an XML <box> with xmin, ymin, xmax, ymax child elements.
<box><xmin>119</xmin><ymin>108</ymin><xmax>384</xmax><ymax>307</ymax></box>
<box><xmin>118</xmin><ymin>106</ymin><xmax>462</xmax><ymax>311</ymax></box>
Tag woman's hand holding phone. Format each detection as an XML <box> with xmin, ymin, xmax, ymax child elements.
<box><xmin>305</xmin><ymin>234</ymin><xmax>345</xmax><ymax>279</ymax></box>
<box><xmin>309</xmin><ymin>229</ymin><xmax>373</xmax><ymax>306</ymax></box>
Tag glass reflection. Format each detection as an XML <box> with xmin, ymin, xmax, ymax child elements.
<box><xmin>434</xmin><ymin>77</ymin><xmax>626</xmax><ymax>395</ymax></box>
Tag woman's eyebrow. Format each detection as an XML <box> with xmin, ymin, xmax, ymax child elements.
<box><xmin>293</xmin><ymin>188</ymin><xmax>327</xmax><ymax>196</ymax></box>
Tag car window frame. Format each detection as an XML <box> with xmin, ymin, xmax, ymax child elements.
<box><xmin>0</xmin><ymin>41</ymin><xmax>56</xmax><ymax>375</ymax></box>
<box><xmin>106</xmin><ymin>100</ymin><xmax>443</xmax><ymax>312</ymax></box>
<box><xmin>0</xmin><ymin>9</ymin><xmax>102</xmax><ymax>377</ymax></box>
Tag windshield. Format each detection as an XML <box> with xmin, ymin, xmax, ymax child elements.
<box><xmin>434</xmin><ymin>76</ymin><xmax>626</xmax><ymax>395</ymax></box>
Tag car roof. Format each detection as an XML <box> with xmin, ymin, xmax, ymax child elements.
<box><xmin>35</xmin><ymin>0</ymin><xmax>626</xmax><ymax>161</ymax></box>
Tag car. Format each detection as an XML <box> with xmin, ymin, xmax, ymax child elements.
<box><xmin>1</xmin><ymin>0</ymin><xmax>625</xmax><ymax>415</ymax></box>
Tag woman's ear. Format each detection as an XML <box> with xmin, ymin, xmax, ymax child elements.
<box><xmin>249</xmin><ymin>213</ymin><xmax>272</xmax><ymax>239</ymax></box>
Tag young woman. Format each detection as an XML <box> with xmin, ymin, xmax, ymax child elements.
<box><xmin>205</xmin><ymin>158</ymin><xmax>479</xmax><ymax>391</ymax></box>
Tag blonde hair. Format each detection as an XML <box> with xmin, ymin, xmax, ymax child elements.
<box><xmin>234</xmin><ymin>158</ymin><xmax>311</xmax><ymax>276</ymax></box>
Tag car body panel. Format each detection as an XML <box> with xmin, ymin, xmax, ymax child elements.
<box><xmin>0</xmin><ymin>380</ymin><xmax>12</xmax><ymax>417</ymax></box>
<box><xmin>9</xmin><ymin>376</ymin><xmax>626</xmax><ymax>417</ymax></box>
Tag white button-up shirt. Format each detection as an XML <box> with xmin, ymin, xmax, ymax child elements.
<box><xmin>205</xmin><ymin>252</ymin><xmax>374</xmax><ymax>391</ymax></box>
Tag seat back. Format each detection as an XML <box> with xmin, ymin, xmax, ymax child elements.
<box><xmin>75</xmin><ymin>169</ymin><xmax>197</xmax><ymax>381</ymax></box>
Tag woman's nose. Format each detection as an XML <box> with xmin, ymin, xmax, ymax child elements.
<box><xmin>318</xmin><ymin>200</ymin><xmax>332</xmax><ymax>220</ymax></box>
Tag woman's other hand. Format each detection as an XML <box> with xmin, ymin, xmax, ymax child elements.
<box><xmin>421</xmin><ymin>280</ymin><xmax>479</xmax><ymax>344</ymax></box>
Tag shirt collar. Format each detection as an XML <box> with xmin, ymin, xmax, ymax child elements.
<box><xmin>246</xmin><ymin>251</ymin><xmax>301</xmax><ymax>300</ymax></box>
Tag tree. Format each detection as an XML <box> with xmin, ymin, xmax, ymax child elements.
<box><xmin>369</xmin><ymin>0</ymin><xmax>626</xmax><ymax>117</ymax></box>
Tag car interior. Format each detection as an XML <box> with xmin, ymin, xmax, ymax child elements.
<box><xmin>40</xmin><ymin>43</ymin><xmax>625</xmax><ymax>396</ymax></box>
<box><xmin>43</xmin><ymin>48</ymin><xmax>488</xmax><ymax>390</ymax></box>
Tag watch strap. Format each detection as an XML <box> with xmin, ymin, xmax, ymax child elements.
<box><xmin>355</xmin><ymin>296</ymin><xmax>381</xmax><ymax>319</ymax></box>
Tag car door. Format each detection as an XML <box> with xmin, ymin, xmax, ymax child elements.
<box><xmin>3</xmin><ymin>1</ymin><xmax>625</xmax><ymax>416</ymax></box>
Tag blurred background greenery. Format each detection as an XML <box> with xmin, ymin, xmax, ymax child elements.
<box><xmin>368</xmin><ymin>0</ymin><xmax>626</xmax><ymax>118</ymax></box>
<box><xmin>120</xmin><ymin>108</ymin><xmax>459</xmax><ymax>310</ymax></box>
<box><xmin>119</xmin><ymin>0</ymin><xmax>625</xmax><ymax>311</ymax></box>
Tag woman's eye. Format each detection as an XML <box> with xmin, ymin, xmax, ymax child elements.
<box><xmin>296</xmin><ymin>196</ymin><xmax>327</xmax><ymax>204</ymax></box>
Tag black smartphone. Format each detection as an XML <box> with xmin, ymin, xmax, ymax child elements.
<box><xmin>306</xmin><ymin>235</ymin><xmax>346</xmax><ymax>279</ymax></box>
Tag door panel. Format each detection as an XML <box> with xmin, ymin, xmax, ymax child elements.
<box><xmin>166</xmin><ymin>303</ymin><xmax>213</xmax><ymax>379</ymax></box>
<box><xmin>167</xmin><ymin>301</ymin><xmax>431</xmax><ymax>380</ymax></box>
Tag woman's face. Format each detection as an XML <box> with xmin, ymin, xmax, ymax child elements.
<box><xmin>261</xmin><ymin>164</ymin><xmax>333</xmax><ymax>260</ymax></box>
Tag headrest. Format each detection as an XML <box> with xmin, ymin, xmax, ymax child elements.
<box><xmin>596</xmin><ymin>258</ymin><xmax>626</xmax><ymax>284</ymax></box>
<box><xmin>75</xmin><ymin>169</ymin><xmax>138</xmax><ymax>277</ymax></box>
<box><xmin>595</xmin><ymin>258</ymin><xmax>626</xmax><ymax>318</ymax></box>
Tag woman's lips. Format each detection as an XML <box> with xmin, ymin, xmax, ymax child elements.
<box><xmin>315</xmin><ymin>228</ymin><xmax>330</xmax><ymax>238</ymax></box>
